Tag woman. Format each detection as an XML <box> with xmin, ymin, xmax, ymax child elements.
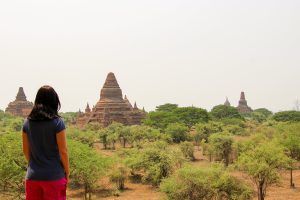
<box><xmin>22</xmin><ymin>85</ymin><xmax>69</xmax><ymax>200</ymax></box>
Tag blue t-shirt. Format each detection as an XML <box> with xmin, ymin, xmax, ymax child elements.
<box><xmin>22</xmin><ymin>117</ymin><xmax>66</xmax><ymax>180</ymax></box>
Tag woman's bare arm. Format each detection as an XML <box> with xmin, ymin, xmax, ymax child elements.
<box><xmin>56</xmin><ymin>130</ymin><xmax>70</xmax><ymax>180</ymax></box>
<box><xmin>22</xmin><ymin>132</ymin><xmax>30</xmax><ymax>162</ymax></box>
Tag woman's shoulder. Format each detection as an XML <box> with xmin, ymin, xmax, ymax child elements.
<box><xmin>53</xmin><ymin>117</ymin><xmax>66</xmax><ymax>133</ymax></box>
<box><xmin>22</xmin><ymin>118</ymin><xmax>30</xmax><ymax>133</ymax></box>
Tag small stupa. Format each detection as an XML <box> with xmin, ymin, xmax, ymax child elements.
<box><xmin>224</xmin><ymin>97</ymin><xmax>231</xmax><ymax>106</ymax></box>
<box><xmin>5</xmin><ymin>87</ymin><xmax>33</xmax><ymax>118</ymax></box>
<box><xmin>237</xmin><ymin>92</ymin><xmax>252</xmax><ymax>113</ymax></box>
<box><xmin>76</xmin><ymin>72</ymin><xmax>146</xmax><ymax>127</ymax></box>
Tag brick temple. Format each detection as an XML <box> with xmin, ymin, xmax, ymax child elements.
<box><xmin>5</xmin><ymin>87</ymin><xmax>33</xmax><ymax>118</ymax></box>
<box><xmin>237</xmin><ymin>92</ymin><xmax>252</xmax><ymax>113</ymax></box>
<box><xmin>76</xmin><ymin>72</ymin><xmax>146</xmax><ymax>127</ymax></box>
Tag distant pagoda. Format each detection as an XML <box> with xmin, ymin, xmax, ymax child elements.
<box><xmin>237</xmin><ymin>92</ymin><xmax>252</xmax><ymax>113</ymax></box>
<box><xmin>76</xmin><ymin>72</ymin><xmax>146</xmax><ymax>127</ymax></box>
<box><xmin>224</xmin><ymin>97</ymin><xmax>231</xmax><ymax>106</ymax></box>
<box><xmin>5</xmin><ymin>87</ymin><xmax>33</xmax><ymax>118</ymax></box>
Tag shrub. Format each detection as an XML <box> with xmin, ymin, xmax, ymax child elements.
<box><xmin>160</xmin><ymin>164</ymin><xmax>252</xmax><ymax>200</ymax></box>
<box><xmin>109</xmin><ymin>166</ymin><xmax>128</xmax><ymax>190</ymax></box>
<box><xmin>125</xmin><ymin>142</ymin><xmax>184</xmax><ymax>186</ymax></box>
<box><xmin>0</xmin><ymin>132</ymin><xmax>26</xmax><ymax>199</ymax></box>
<box><xmin>180</xmin><ymin>141</ymin><xmax>195</xmax><ymax>161</ymax></box>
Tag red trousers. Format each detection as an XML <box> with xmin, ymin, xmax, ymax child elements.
<box><xmin>25</xmin><ymin>178</ymin><xmax>67</xmax><ymax>200</ymax></box>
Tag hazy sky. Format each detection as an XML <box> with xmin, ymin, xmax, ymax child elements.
<box><xmin>0</xmin><ymin>0</ymin><xmax>299</xmax><ymax>112</ymax></box>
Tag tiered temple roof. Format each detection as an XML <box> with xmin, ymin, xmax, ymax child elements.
<box><xmin>5</xmin><ymin>87</ymin><xmax>33</xmax><ymax>118</ymax></box>
<box><xmin>77</xmin><ymin>72</ymin><xmax>146</xmax><ymax>127</ymax></box>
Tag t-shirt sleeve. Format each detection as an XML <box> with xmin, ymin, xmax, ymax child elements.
<box><xmin>55</xmin><ymin>118</ymin><xmax>66</xmax><ymax>134</ymax></box>
<box><xmin>22</xmin><ymin>119</ymin><xmax>29</xmax><ymax>133</ymax></box>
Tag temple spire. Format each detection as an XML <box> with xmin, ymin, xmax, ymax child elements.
<box><xmin>100</xmin><ymin>72</ymin><xmax>123</xmax><ymax>100</ymax></box>
<box><xmin>240</xmin><ymin>92</ymin><xmax>246</xmax><ymax>100</ymax></box>
<box><xmin>133</xmin><ymin>102</ymin><xmax>138</xmax><ymax>110</ymax></box>
<box><xmin>224</xmin><ymin>97</ymin><xmax>231</xmax><ymax>106</ymax></box>
<box><xmin>103</xmin><ymin>72</ymin><xmax>120</xmax><ymax>88</ymax></box>
<box><xmin>85</xmin><ymin>103</ymin><xmax>91</xmax><ymax>113</ymax></box>
<box><xmin>237</xmin><ymin>91</ymin><xmax>252</xmax><ymax>113</ymax></box>
<box><xmin>16</xmin><ymin>87</ymin><xmax>27</xmax><ymax>101</ymax></box>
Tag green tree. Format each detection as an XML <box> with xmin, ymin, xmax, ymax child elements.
<box><xmin>210</xmin><ymin>105</ymin><xmax>243</xmax><ymax>120</ymax></box>
<box><xmin>173</xmin><ymin>107</ymin><xmax>209</xmax><ymax>127</ymax></box>
<box><xmin>273</xmin><ymin>111</ymin><xmax>300</xmax><ymax>122</ymax></box>
<box><xmin>98</xmin><ymin>122</ymin><xmax>124</xmax><ymax>149</ymax></box>
<box><xmin>143</xmin><ymin>111</ymin><xmax>179</xmax><ymax>130</ymax></box>
<box><xmin>236</xmin><ymin>142</ymin><xmax>290</xmax><ymax>200</ymax></box>
<box><xmin>209</xmin><ymin>133</ymin><xmax>233</xmax><ymax>167</ymax></box>
<box><xmin>127</xmin><ymin>125</ymin><xmax>165</xmax><ymax>148</ymax></box>
<box><xmin>194</xmin><ymin>121</ymin><xmax>223</xmax><ymax>143</ymax></box>
<box><xmin>277</xmin><ymin>124</ymin><xmax>300</xmax><ymax>187</ymax></box>
<box><xmin>254</xmin><ymin>108</ymin><xmax>273</xmax><ymax>118</ymax></box>
<box><xmin>144</xmin><ymin>106</ymin><xmax>209</xmax><ymax>130</ymax></box>
<box><xmin>109</xmin><ymin>166</ymin><xmax>128</xmax><ymax>190</ymax></box>
<box><xmin>68</xmin><ymin>140</ymin><xmax>111</xmax><ymax>200</ymax></box>
<box><xmin>118</xmin><ymin>126</ymin><xmax>131</xmax><ymax>148</ymax></box>
<box><xmin>155</xmin><ymin>103</ymin><xmax>178</xmax><ymax>112</ymax></box>
<box><xmin>160</xmin><ymin>164</ymin><xmax>252</xmax><ymax>200</ymax></box>
<box><xmin>67</xmin><ymin>127</ymin><xmax>98</xmax><ymax>147</ymax></box>
<box><xmin>60</xmin><ymin>112</ymin><xmax>78</xmax><ymax>125</ymax></box>
<box><xmin>250</xmin><ymin>112</ymin><xmax>267</xmax><ymax>123</ymax></box>
<box><xmin>165</xmin><ymin>123</ymin><xmax>189</xmax><ymax>143</ymax></box>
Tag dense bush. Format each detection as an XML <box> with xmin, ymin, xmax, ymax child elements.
<box><xmin>125</xmin><ymin>141</ymin><xmax>184</xmax><ymax>186</ymax></box>
<box><xmin>67</xmin><ymin>127</ymin><xmax>98</xmax><ymax>147</ymax></box>
<box><xmin>180</xmin><ymin>141</ymin><xmax>195</xmax><ymax>161</ymax></box>
<box><xmin>160</xmin><ymin>164</ymin><xmax>252</xmax><ymax>200</ymax></box>
<box><xmin>0</xmin><ymin>112</ymin><xmax>23</xmax><ymax>134</ymax></box>
<box><xmin>0</xmin><ymin>132</ymin><xmax>26</xmax><ymax>199</ymax></box>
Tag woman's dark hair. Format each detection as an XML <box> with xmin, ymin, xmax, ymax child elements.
<box><xmin>28</xmin><ymin>85</ymin><xmax>61</xmax><ymax>120</ymax></box>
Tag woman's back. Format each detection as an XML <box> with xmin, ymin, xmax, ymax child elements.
<box><xmin>23</xmin><ymin>118</ymin><xmax>66</xmax><ymax>180</ymax></box>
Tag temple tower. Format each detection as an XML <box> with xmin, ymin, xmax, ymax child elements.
<box><xmin>5</xmin><ymin>87</ymin><xmax>33</xmax><ymax>118</ymax></box>
<box><xmin>76</xmin><ymin>72</ymin><xmax>146</xmax><ymax>127</ymax></box>
<box><xmin>237</xmin><ymin>92</ymin><xmax>252</xmax><ymax>113</ymax></box>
